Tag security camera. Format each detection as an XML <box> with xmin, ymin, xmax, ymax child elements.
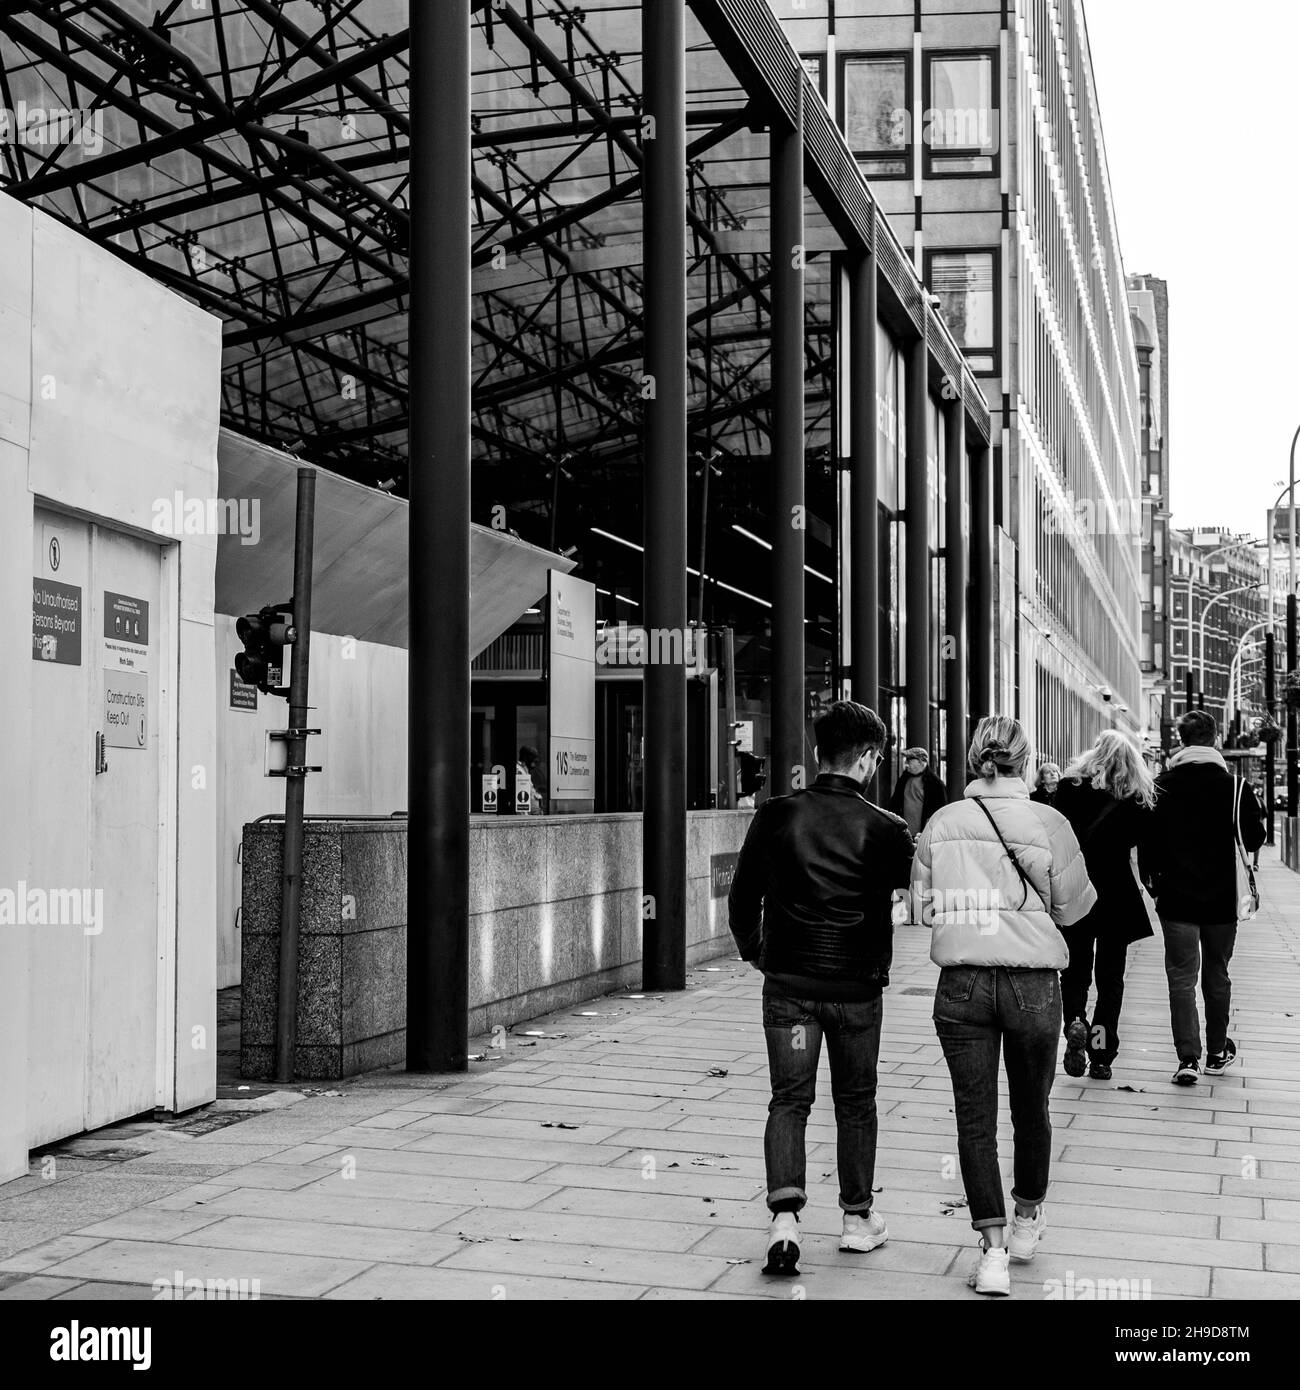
<box><xmin>1099</xmin><ymin>686</ymin><xmax>1113</xmax><ymax>702</ymax></box>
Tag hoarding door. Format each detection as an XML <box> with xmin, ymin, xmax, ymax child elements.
<box><xmin>27</xmin><ymin>506</ymin><xmax>167</xmax><ymax>1142</ymax></box>
<box><xmin>86</xmin><ymin>522</ymin><xmax>164</xmax><ymax>1131</ymax></box>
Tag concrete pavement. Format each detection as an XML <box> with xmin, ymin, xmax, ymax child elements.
<box><xmin>2</xmin><ymin>851</ymin><xmax>1299</xmax><ymax>1301</ymax></box>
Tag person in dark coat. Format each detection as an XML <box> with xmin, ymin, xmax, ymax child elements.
<box><xmin>1139</xmin><ymin>710</ymin><xmax>1265</xmax><ymax>1086</ymax></box>
<box><xmin>1052</xmin><ymin>731</ymin><xmax>1156</xmax><ymax>1081</ymax></box>
<box><xmin>888</xmin><ymin>746</ymin><xmax>948</xmax><ymax>837</ymax></box>
<box><xmin>1030</xmin><ymin>762</ymin><xmax>1061</xmax><ymax>807</ymax></box>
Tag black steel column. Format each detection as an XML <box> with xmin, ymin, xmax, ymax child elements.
<box><xmin>771</xmin><ymin>108</ymin><xmax>805</xmax><ymax>793</ymax></box>
<box><xmin>849</xmin><ymin>251</ymin><xmax>879</xmax><ymax>724</ymax></box>
<box><xmin>970</xmin><ymin>443</ymin><xmax>994</xmax><ymax>721</ymax></box>
<box><xmin>641</xmin><ymin>0</ymin><xmax>687</xmax><ymax>990</ymax></box>
<box><xmin>1266</xmin><ymin>629</ymin><xmax>1276</xmax><ymax>845</ymax></box>
<box><xmin>407</xmin><ymin>0</ymin><xmax>470</xmax><ymax>1072</ymax></box>
<box><xmin>944</xmin><ymin>394</ymin><xmax>968</xmax><ymax>797</ymax></box>
<box><xmin>905</xmin><ymin>331</ymin><xmax>930</xmax><ymax>751</ymax></box>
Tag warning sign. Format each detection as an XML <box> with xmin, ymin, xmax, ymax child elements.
<box><xmin>230</xmin><ymin>670</ymin><xmax>258</xmax><ymax>712</ymax></box>
<box><xmin>32</xmin><ymin>579</ymin><xmax>83</xmax><ymax>665</ymax></box>
<box><xmin>104</xmin><ymin>592</ymin><xmax>149</xmax><ymax>646</ymax></box>
<box><xmin>104</xmin><ymin>670</ymin><xmax>149</xmax><ymax>749</ymax></box>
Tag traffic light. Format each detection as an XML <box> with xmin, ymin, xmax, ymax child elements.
<box><xmin>235</xmin><ymin>602</ymin><xmax>296</xmax><ymax>695</ymax></box>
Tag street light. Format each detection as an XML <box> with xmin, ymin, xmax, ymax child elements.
<box><xmin>1199</xmin><ymin>581</ymin><xmax>1264</xmax><ymax>702</ymax></box>
<box><xmin>1227</xmin><ymin>619</ymin><xmax>1270</xmax><ymax>724</ymax></box>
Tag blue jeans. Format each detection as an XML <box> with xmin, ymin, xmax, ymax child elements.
<box><xmin>761</xmin><ymin>982</ymin><xmax>882</xmax><ymax>1214</ymax></box>
<box><xmin>1160</xmin><ymin>917</ymin><xmax>1236</xmax><ymax>1060</ymax></box>
<box><xmin>933</xmin><ymin>965</ymin><xmax>1060</xmax><ymax>1230</ymax></box>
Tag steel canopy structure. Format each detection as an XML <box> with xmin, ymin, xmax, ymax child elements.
<box><xmin>2</xmin><ymin>0</ymin><xmax>997</xmax><ymax>1065</ymax></box>
<box><xmin>0</xmin><ymin>0</ymin><xmax>987</xmax><ymax>619</ymax></box>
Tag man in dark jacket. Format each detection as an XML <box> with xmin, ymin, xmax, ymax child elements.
<box><xmin>729</xmin><ymin>701</ymin><xmax>914</xmax><ymax>1276</ymax></box>
<box><xmin>887</xmin><ymin>746</ymin><xmax>948</xmax><ymax>836</ymax></box>
<box><xmin>1140</xmin><ymin>710</ymin><xmax>1265</xmax><ymax>1086</ymax></box>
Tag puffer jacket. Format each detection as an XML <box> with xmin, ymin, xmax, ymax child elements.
<box><xmin>912</xmin><ymin>776</ymin><xmax>1097</xmax><ymax>969</ymax></box>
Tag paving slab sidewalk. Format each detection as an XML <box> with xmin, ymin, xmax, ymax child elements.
<box><xmin>2</xmin><ymin>851</ymin><xmax>1298</xmax><ymax>1301</ymax></box>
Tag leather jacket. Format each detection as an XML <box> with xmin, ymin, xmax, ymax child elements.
<box><xmin>728</xmin><ymin>773</ymin><xmax>915</xmax><ymax>1000</ymax></box>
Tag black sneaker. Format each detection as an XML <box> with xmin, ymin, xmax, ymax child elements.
<box><xmin>1205</xmin><ymin>1039</ymin><xmax>1238</xmax><ymax>1075</ymax></box>
<box><xmin>1171</xmin><ymin>1058</ymin><xmax>1200</xmax><ymax>1086</ymax></box>
<box><xmin>1088</xmin><ymin>1061</ymin><xmax>1112</xmax><ymax>1081</ymax></box>
<box><xmin>1063</xmin><ymin>1018</ymin><xmax>1088</xmax><ymax>1077</ymax></box>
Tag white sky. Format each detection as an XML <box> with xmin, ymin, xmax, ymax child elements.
<box><xmin>1083</xmin><ymin>0</ymin><xmax>1300</xmax><ymax>539</ymax></box>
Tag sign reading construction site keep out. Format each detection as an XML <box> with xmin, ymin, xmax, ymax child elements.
<box><xmin>547</xmin><ymin>571</ymin><xmax>596</xmax><ymax>803</ymax></box>
<box><xmin>104</xmin><ymin>670</ymin><xmax>148</xmax><ymax>749</ymax></box>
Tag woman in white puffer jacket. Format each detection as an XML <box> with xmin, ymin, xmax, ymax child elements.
<box><xmin>912</xmin><ymin>715</ymin><xmax>1096</xmax><ymax>1297</ymax></box>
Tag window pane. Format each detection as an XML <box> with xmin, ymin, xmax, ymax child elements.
<box><xmin>930</xmin><ymin>251</ymin><xmax>995</xmax><ymax>356</ymax></box>
<box><xmin>844</xmin><ymin>57</ymin><xmax>908</xmax><ymax>174</ymax></box>
<box><xmin>927</xmin><ymin>54</ymin><xmax>995</xmax><ymax>172</ymax></box>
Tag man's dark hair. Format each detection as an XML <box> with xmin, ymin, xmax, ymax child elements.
<box><xmin>518</xmin><ymin>744</ymin><xmax>539</xmax><ymax>766</ymax></box>
<box><xmin>1177</xmin><ymin>710</ymin><xmax>1218</xmax><ymax>747</ymax></box>
<box><xmin>814</xmin><ymin>701</ymin><xmax>886</xmax><ymax>770</ymax></box>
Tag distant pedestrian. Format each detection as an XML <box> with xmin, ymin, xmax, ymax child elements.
<box><xmin>912</xmin><ymin>715</ymin><xmax>1095</xmax><ymax>1296</ymax></box>
<box><xmin>728</xmin><ymin>701</ymin><xmax>914</xmax><ymax>1277</ymax></box>
<box><xmin>888</xmin><ymin>746</ymin><xmax>948</xmax><ymax>837</ymax></box>
<box><xmin>1052</xmin><ymin>731</ymin><xmax>1156</xmax><ymax>1081</ymax></box>
<box><xmin>1030</xmin><ymin>762</ymin><xmax>1061</xmax><ymax>807</ymax></box>
<box><xmin>1139</xmin><ymin>710</ymin><xmax>1265</xmax><ymax>1086</ymax></box>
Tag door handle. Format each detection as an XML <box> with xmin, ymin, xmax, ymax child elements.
<box><xmin>95</xmin><ymin>731</ymin><xmax>108</xmax><ymax>776</ymax></box>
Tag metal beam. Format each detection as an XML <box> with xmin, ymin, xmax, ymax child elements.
<box><xmin>770</xmin><ymin>107</ymin><xmax>805</xmax><ymax>794</ymax></box>
<box><xmin>944</xmin><ymin>393</ymin><xmax>968</xmax><ymax>796</ymax></box>
<box><xmin>407</xmin><ymin>0</ymin><xmax>470</xmax><ymax>1073</ymax></box>
<box><xmin>640</xmin><ymin>0</ymin><xmax>688</xmax><ymax>992</ymax></box>
<box><xmin>971</xmin><ymin>443</ymin><xmax>995</xmax><ymax>721</ymax></box>
<box><xmin>849</xmin><ymin>250</ymin><xmax>879</xmax><ymax>722</ymax></box>
<box><xmin>905</xmin><ymin>330</ymin><xmax>930</xmax><ymax>752</ymax></box>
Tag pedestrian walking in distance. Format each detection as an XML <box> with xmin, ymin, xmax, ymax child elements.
<box><xmin>912</xmin><ymin>715</ymin><xmax>1096</xmax><ymax>1296</ymax></box>
<box><xmin>1030</xmin><ymin>762</ymin><xmax>1061</xmax><ymax>807</ymax></box>
<box><xmin>1052</xmin><ymin>731</ymin><xmax>1157</xmax><ymax>1082</ymax></box>
<box><xmin>1140</xmin><ymin>710</ymin><xmax>1265</xmax><ymax>1086</ymax></box>
<box><xmin>728</xmin><ymin>701</ymin><xmax>914</xmax><ymax>1277</ymax></box>
<box><xmin>888</xmin><ymin>745</ymin><xmax>948</xmax><ymax>837</ymax></box>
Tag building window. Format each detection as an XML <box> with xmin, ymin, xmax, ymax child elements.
<box><xmin>923</xmin><ymin>51</ymin><xmax>998</xmax><ymax>176</ymax></box>
<box><xmin>801</xmin><ymin>54</ymin><xmax>826</xmax><ymax>102</ymax></box>
<box><xmin>925</xmin><ymin>248</ymin><xmax>998</xmax><ymax>374</ymax></box>
<box><xmin>841</xmin><ymin>53</ymin><xmax>911</xmax><ymax>179</ymax></box>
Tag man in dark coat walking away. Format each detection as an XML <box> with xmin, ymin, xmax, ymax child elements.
<box><xmin>888</xmin><ymin>746</ymin><xmax>948</xmax><ymax>838</ymax></box>
<box><xmin>729</xmin><ymin>701</ymin><xmax>914</xmax><ymax>1277</ymax></box>
<box><xmin>1140</xmin><ymin>710</ymin><xmax>1265</xmax><ymax>1086</ymax></box>
<box><xmin>1053</xmin><ymin>732</ymin><xmax>1156</xmax><ymax>1081</ymax></box>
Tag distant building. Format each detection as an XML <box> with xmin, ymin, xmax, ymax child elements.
<box><xmin>1168</xmin><ymin>528</ymin><xmax>1268</xmax><ymax>734</ymax></box>
<box><xmin>777</xmin><ymin>0</ymin><xmax>1144</xmax><ymax>761</ymax></box>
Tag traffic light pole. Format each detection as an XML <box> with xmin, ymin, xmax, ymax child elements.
<box><xmin>275</xmin><ymin>467</ymin><xmax>316</xmax><ymax>1083</ymax></box>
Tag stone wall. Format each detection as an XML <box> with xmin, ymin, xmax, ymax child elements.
<box><xmin>240</xmin><ymin>810</ymin><xmax>754</xmax><ymax>1078</ymax></box>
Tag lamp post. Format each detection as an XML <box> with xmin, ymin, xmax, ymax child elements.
<box><xmin>1199</xmin><ymin>581</ymin><xmax>1263</xmax><ymax>710</ymax></box>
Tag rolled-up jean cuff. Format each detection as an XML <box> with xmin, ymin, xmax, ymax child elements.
<box><xmin>766</xmin><ymin>1186</ymin><xmax>806</xmax><ymax>1212</ymax></box>
<box><xmin>839</xmin><ymin>1196</ymin><xmax>873</xmax><ymax>1214</ymax></box>
<box><xmin>1011</xmin><ymin>1187</ymin><xmax>1046</xmax><ymax>1210</ymax></box>
<box><xmin>971</xmin><ymin>1215</ymin><xmax>1007</xmax><ymax>1231</ymax></box>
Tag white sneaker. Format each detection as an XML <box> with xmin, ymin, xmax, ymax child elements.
<box><xmin>839</xmin><ymin>1209</ymin><xmax>888</xmax><ymax>1253</ymax></box>
<box><xmin>1008</xmin><ymin>1206</ymin><xmax>1046</xmax><ymax>1263</ymax></box>
<box><xmin>967</xmin><ymin>1241</ymin><xmax>1011</xmax><ymax>1296</ymax></box>
<box><xmin>762</xmin><ymin>1211</ymin><xmax>801</xmax><ymax>1276</ymax></box>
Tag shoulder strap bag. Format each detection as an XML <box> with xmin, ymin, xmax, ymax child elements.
<box><xmin>1233</xmin><ymin>776</ymin><xmax>1260</xmax><ymax>922</ymax></box>
<box><xmin>971</xmin><ymin>796</ymin><xmax>1044</xmax><ymax>913</ymax></box>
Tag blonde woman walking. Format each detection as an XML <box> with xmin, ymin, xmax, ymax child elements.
<box><xmin>1052</xmin><ymin>731</ymin><xmax>1157</xmax><ymax>1081</ymax></box>
<box><xmin>912</xmin><ymin>715</ymin><xmax>1095</xmax><ymax>1296</ymax></box>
